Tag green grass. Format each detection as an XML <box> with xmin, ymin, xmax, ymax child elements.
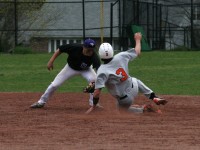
<box><xmin>0</xmin><ymin>51</ymin><xmax>200</xmax><ymax>95</ymax></box>
<box><xmin>129</xmin><ymin>51</ymin><xmax>200</xmax><ymax>95</ymax></box>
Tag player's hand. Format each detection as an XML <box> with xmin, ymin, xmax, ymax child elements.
<box><xmin>85</xmin><ymin>105</ymin><xmax>104</xmax><ymax>114</ymax></box>
<box><xmin>134</xmin><ymin>32</ymin><xmax>142</xmax><ymax>41</ymax></box>
<box><xmin>47</xmin><ymin>61</ymin><xmax>54</xmax><ymax>71</ymax></box>
<box><xmin>85</xmin><ymin>106</ymin><xmax>95</xmax><ymax>114</ymax></box>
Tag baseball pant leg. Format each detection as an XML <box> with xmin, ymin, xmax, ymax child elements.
<box><xmin>38</xmin><ymin>64</ymin><xmax>79</xmax><ymax>104</ymax></box>
<box><xmin>116</xmin><ymin>78</ymin><xmax>140</xmax><ymax>113</ymax></box>
<box><xmin>117</xmin><ymin>97</ymin><xmax>144</xmax><ymax>114</ymax></box>
<box><xmin>81</xmin><ymin>67</ymin><xmax>97</xmax><ymax>106</ymax></box>
<box><xmin>135</xmin><ymin>78</ymin><xmax>153</xmax><ymax>98</ymax></box>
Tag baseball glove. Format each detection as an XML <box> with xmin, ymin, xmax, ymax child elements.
<box><xmin>83</xmin><ymin>82</ymin><xmax>95</xmax><ymax>93</ymax></box>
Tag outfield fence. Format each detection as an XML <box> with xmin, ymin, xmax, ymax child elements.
<box><xmin>0</xmin><ymin>0</ymin><xmax>200</xmax><ymax>53</ymax></box>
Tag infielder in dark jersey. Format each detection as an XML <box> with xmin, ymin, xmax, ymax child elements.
<box><xmin>86</xmin><ymin>33</ymin><xmax>167</xmax><ymax>114</ymax></box>
<box><xmin>31</xmin><ymin>38</ymin><xmax>101</xmax><ymax>108</ymax></box>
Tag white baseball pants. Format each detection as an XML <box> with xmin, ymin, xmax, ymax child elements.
<box><xmin>38</xmin><ymin>64</ymin><xmax>96</xmax><ymax>106</ymax></box>
<box><xmin>117</xmin><ymin>77</ymin><xmax>153</xmax><ymax>113</ymax></box>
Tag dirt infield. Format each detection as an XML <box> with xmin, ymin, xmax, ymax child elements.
<box><xmin>0</xmin><ymin>93</ymin><xmax>200</xmax><ymax>150</ymax></box>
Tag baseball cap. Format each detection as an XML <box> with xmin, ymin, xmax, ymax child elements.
<box><xmin>83</xmin><ymin>38</ymin><xmax>96</xmax><ymax>48</ymax></box>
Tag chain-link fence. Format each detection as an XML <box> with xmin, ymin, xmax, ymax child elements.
<box><xmin>0</xmin><ymin>0</ymin><xmax>120</xmax><ymax>53</ymax></box>
<box><xmin>122</xmin><ymin>0</ymin><xmax>200</xmax><ymax>50</ymax></box>
<box><xmin>0</xmin><ymin>0</ymin><xmax>199</xmax><ymax>53</ymax></box>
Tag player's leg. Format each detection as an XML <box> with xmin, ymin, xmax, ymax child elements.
<box><xmin>117</xmin><ymin>97</ymin><xmax>158</xmax><ymax>114</ymax></box>
<box><xmin>116</xmin><ymin>78</ymin><xmax>141</xmax><ymax>113</ymax></box>
<box><xmin>31</xmin><ymin>64</ymin><xmax>79</xmax><ymax>108</ymax></box>
<box><xmin>118</xmin><ymin>98</ymin><xmax>158</xmax><ymax>114</ymax></box>
<box><xmin>135</xmin><ymin>78</ymin><xmax>153</xmax><ymax>97</ymax></box>
<box><xmin>81</xmin><ymin>67</ymin><xmax>97</xmax><ymax>106</ymax></box>
<box><xmin>117</xmin><ymin>96</ymin><xmax>144</xmax><ymax>113</ymax></box>
<box><xmin>39</xmin><ymin>64</ymin><xmax>80</xmax><ymax>103</ymax></box>
<box><xmin>135</xmin><ymin>77</ymin><xmax>167</xmax><ymax>105</ymax></box>
<box><xmin>130</xmin><ymin>104</ymin><xmax>161</xmax><ymax>113</ymax></box>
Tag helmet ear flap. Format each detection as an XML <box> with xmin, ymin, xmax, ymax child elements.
<box><xmin>99</xmin><ymin>43</ymin><xmax>114</xmax><ymax>59</ymax></box>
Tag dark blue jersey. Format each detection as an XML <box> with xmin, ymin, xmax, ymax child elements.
<box><xmin>59</xmin><ymin>44</ymin><xmax>100</xmax><ymax>71</ymax></box>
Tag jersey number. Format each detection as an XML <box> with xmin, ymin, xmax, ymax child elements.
<box><xmin>116</xmin><ymin>68</ymin><xmax>128</xmax><ymax>82</ymax></box>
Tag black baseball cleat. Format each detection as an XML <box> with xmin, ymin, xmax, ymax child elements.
<box><xmin>153</xmin><ymin>98</ymin><xmax>168</xmax><ymax>105</ymax></box>
<box><xmin>30</xmin><ymin>102</ymin><xmax>45</xmax><ymax>108</ymax></box>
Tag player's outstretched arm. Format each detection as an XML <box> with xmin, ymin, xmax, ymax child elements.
<box><xmin>134</xmin><ymin>32</ymin><xmax>142</xmax><ymax>55</ymax></box>
<box><xmin>85</xmin><ymin>88</ymin><xmax>102</xmax><ymax>114</ymax></box>
<box><xmin>47</xmin><ymin>49</ymin><xmax>61</xmax><ymax>71</ymax></box>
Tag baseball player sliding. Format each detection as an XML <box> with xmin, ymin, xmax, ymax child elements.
<box><xmin>86</xmin><ymin>33</ymin><xmax>167</xmax><ymax>114</ymax></box>
<box><xmin>30</xmin><ymin>38</ymin><xmax>101</xmax><ymax>108</ymax></box>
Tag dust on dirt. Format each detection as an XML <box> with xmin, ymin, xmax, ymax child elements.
<box><xmin>0</xmin><ymin>93</ymin><xmax>200</xmax><ymax>150</ymax></box>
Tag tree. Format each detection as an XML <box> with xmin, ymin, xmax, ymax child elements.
<box><xmin>0</xmin><ymin>0</ymin><xmax>45</xmax><ymax>52</ymax></box>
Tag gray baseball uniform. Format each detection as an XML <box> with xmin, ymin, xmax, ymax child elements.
<box><xmin>95</xmin><ymin>48</ymin><xmax>153</xmax><ymax>111</ymax></box>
